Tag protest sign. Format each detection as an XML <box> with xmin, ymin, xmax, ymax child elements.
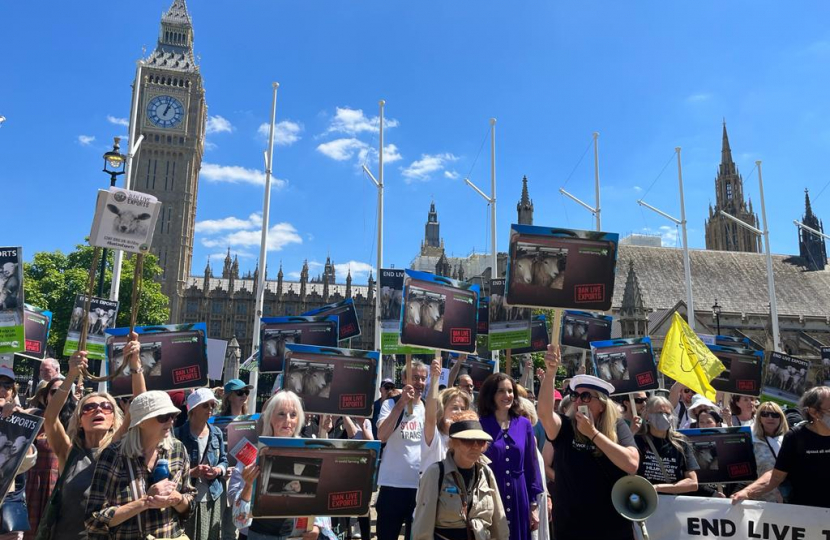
<box><xmin>449</xmin><ymin>354</ymin><xmax>495</xmax><ymax>391</ymax></box>
<box><xmin>561</xmin><ymin>310</ymin><xmax>613</xmax><ymax>350</ymax></box>
<box><xmin>379</xmin><ymin>269</ymin><xmax>432</xmax><ymax>355</ymax></box>
<box><xmin>19</xmin><ymin>305</ymin><xmax>51</xmax><ymax>360</ymax></box>
<box><xmin>678</xmin><ymin>426</ymin><xmax>757</xmax><ymax>484</ymax></box>
<box><xmin>505</xmin><ymin>225</ymin><xmax>619</xmax><ymax>311</ymax></box>
<box><xmin>400</xmin><ymin>270</ymin><xmax>480</xmax><ymax>354</ymax></box>
<box><xmin>259</xmin><ymin>316</ymin><xmax>339</xmax><ymax>373</ymax></box>
<box><xmin>641</xmin><ymin>495</ymin><xmax>830</xmax><ymax>540</ymax></box>
<box><xmin>302</xmin><ymin>298</ymin><xmax>361</xmax><ymax>341</ymax></box>
<box><xmin>89</xmin><ymin>187</ymin><xmax>162</xmax><ymax>254</ymax></box>
<box><xmin>512</xmin><ymin>315</ymin><xmax>549</xmax><ymax>355</ymax></box>
<box><xmin>590</xmin><ymin>337</ymin><xmax>659</xmax><ymax>395</ymax></box>
<box><xmin>284</xmin><ymin>344</ymin><xmax>379</xmax><ymax>418</ymax></box>
<box><xmin>105</xmin><ymin>323</ymin><xmax>208</xmax><ymax>396</ymax></box>
<box><xmin>487</xmin><ymin>278</ymin><xmax>531</xmax><ymax>350</ymax></box>
<box><xmin>763</xmin><ymin>351</ymin><xmax>811</xmax><ymax>405</ymax></box>
<box><xmin>0</xmin><ymin>247</ymin><xmax>24</xmax><ymax>355</ymax></box>
<box><xmin>820</xmin><ymin>347</ymin><xmax>830</xmax><ymax>386</ymax></box>
<box><xmin>707</xmin><ymin>344</ymin><xmax>764</xmax><ymax>396</ymax></box>
<box><xmin>210</xmin><ymin>414</ymin><xmax>260</xmax><ymax>467</ymax></box>
<box><xmin>253</xmin><ymin>437</ymin><xmax>381</xmax><ymax>518</ymax></box>
<box><xmin>64</xmin><ymin>294</ymin><xmax>120</xmax><ymax>360</ymax></box>
<box><xmin>477</xmin><ymin>298</ymin><xmax>489</xmax><ymax>336</ymax></box>
<box><xmin>0</xmin><ymin>411</ymin><xmax>44</xmax><ymax>505</ymax></box>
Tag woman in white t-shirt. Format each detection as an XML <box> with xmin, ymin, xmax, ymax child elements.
<box><xmin>420</xmin><ymin>358</ymin><xmax>471</xmax><ymax>475</ymax></box>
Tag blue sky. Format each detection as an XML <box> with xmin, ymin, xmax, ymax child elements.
<box><xmin>2</xmin><ymin>1</ymin><xmax>830</xmax><ymax>285</ymax></box>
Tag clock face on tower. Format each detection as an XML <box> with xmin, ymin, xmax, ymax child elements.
<box><xmin>146</xmin><ymin>95</ymin><xmax>185</xmax><ymax>128</ymax></box>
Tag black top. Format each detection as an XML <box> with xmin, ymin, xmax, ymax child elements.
<box><xmin>635</xmin><ymin>433</ymin><xmax>699</xmax><ymax>485</ymax></box>
<box><xmin>548</xmin><ymin>414</ymin><xmax>637</xmax><ymax>540</ymax></box>
<box><xmin>456</xmin><ymin>465</ymin><xmax>475</xmax><ymax>496</ymax></box>
<box><xmin>775</xmin><ymin>423</ymin><xmax>830</xmax><ymax>508</ymax></box>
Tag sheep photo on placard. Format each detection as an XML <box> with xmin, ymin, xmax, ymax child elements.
<box><xmin>285</xmin><ymin>360</ymin><xmax>334</xmax><ymax>399</ymax></box>
<box><xmin>110</xmin><ymin>341</ymin><xmax>163</xmax><ymax>377</ymax></box>
<box><xmin>380</xmin><ymin>285</ymin><xmax>403</xmax><ymax>321</ymax></box>
<box><xmin>404</xmin><ymin>287</ymin><xmax>446</xmax><ymax>333</ymax></box>
<box><xmin>596</xmin><ymin>352</ymin><xmax>630</xmax><ymax>382</ymax></box>
<box><xmin>511</xmin><ymin>243</ymin><xmax>567</xmax><ymax>291</ymax></box>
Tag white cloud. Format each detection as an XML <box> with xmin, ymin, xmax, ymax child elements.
<box><xmin>204</xmin><ymin>141</ymin><xmax>218</xmax><ymax>151</ymax></box>
<box><xmin>401</xmin><ymin>153</ymin><xmax>459</xmax><ymax>183</ymax></box>
<box><xmin>333</xmin><ymin>260</ymin><xmax>375</xmax><ymax>282</ymax></box>
<box><xmin>381</xmin><ymin>144</ymin><xmax>402</xmax><ymax>164</ymax></box>
<box><xmin>258</xmin><ymin>120</ymin><xmax>303</xmax><ymax>146</ymax></box>
<box><xmin>206</xmin><ymin>115</ymin><xmax>234</xmax><ymax>135</ymax></box>
<box><xmin>201</xmin><ymin>162</ymin><xmax>287</xmax><ymax>188</ymax></box>
<box><xmin>78</xmin><ymin>135</ymin><xmax>95</xmax><ymax>146</ymax></box>
<box><xmin>641</xmin><ymin>225</ymin><xmax>679</xmax><ymax>247</ymax></box>
<box><xmin>444</xmin><ymin>170</ymin><xmax>459</xmax><ymax>180</ymax></box>
<box><xmin>287</xmin><ymin>271</ymin><xmax>301</xmax><ymax>280</ymax></box>
<box><xmin>201</xmin><ymin>222</ymin><xmax>302</xmax><ymax>251</ymax></box>
<box><xmin>316</xmin><ymin>138</ymin><xmax>368</xmax><ymax>161</ymax></box>
<box><xmin>325</xmin><ymin>107</ymin><xmax>399</xmax><ymax>136</ymax></box>
<box><xmin>195</xmin><ymin>213</ymin><xmax>263</xmax><ymax>234</ymax></box>
<box><xmin>107</xmin><ymin>115</ymin><xmax>129</xmax><ymax>127</ymax></box>
<box><xmin>686</xmin><ymin>93</ymin><xmax>712</xmax><ymax>103</ymax></box>
<box><xmin>633</xmin><ymin>185</ymin><xmax>642</xmax><ymax>192</ymax></box>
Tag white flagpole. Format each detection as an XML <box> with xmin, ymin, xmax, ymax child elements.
<box><xmin>110</xmin><ymin>61</ymin><xmax>145</xmax><ymax>302</ymax></box>
<box><xmin>250</xmin><ymin>82</ymin><xmax>280</xmax><ymax>410</ymax></box>
<box><xmin>593</xmin><ymin>132</ymin><xmax>601</xmax><ymax>231</ymax></box>
<box><xmin>677</xmin><ymin>147</ymin><xmax>695</xmax><ymax>331</ymax></box>
<box><xmin>490</xmin><ymin>119</ymin><xmax>500</xmax><ymax>372</ymax></box>
<box><xmin>374</xmin><ymin>100</ymin><xmax>385</xmax><ymax>354</ymax></box>
<box><xmin>756</xmin><ymin>161</ymin><xmax>781</xmax><ymax>352</ymax></box>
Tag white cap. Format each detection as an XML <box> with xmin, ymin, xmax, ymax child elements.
<box><xmin>129</xmin><ymin>390</ymin><xmax>181</xmax><ymax>428</ymax></box>
<box><xmin>688</xmin><ymin>394</ymin><xmax>719</xmax><ymax>419</ymax></box>
<box><xmin>187</xmin><ymin>387</ymin><xmax>219</xmax><ymax>412</ymax></box>
<box><xmin>569</xmin><ymin>374</ymin><xmax>615</xmax><ymax>396</ymax></box>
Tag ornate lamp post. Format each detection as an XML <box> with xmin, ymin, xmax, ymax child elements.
<box><xmin>712</xmin><ymin>299</ymin><xmax>722</xmax><ymax>336</ymax></box>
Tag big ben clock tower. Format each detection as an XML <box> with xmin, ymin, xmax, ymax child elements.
<box><xmin>130</xmin><ymin>0</ymin><xmax>206</xmax><ymax>321</ymax></box>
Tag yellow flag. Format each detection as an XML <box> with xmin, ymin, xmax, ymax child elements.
<box><xmin>658</xmin><ymin>312</ymin><xmax>725</xmax><ymax>401</ymax></box>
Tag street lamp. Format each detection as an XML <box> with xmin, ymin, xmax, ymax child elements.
<box><xmin>99</xmin><ymin>137</ymin><xmax>126</xmax><ymax>297</ymax></box>
<box><xmin>712</xmin><ymin>299</ymin><xmax>721</xmax><ymax>335</ymax></box>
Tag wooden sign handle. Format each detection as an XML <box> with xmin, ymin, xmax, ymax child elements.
<box><xmin>405</xmin><ymin>353</ymin><xmax>413</xmax><ymax>414</ymax></box>
<box><xmin>77</xmin><ymin>247</ymin><xmax>101</xmax><ymax>384</ymax></box>
<box><xmin>505</xmin><ymin>349</ymin><xmax>512</xmax><ymax>376</ymax></box>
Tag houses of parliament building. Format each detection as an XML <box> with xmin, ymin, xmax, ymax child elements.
<box><xmin>134</xmin><ymin>1</ymin><xmax>830</xmax><ymax>379</ymax></box>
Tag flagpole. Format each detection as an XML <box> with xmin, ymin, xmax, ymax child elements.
<box><xmin>593</xmin><ymin>132</ymin><xmax>601</xmax><ymax>231</ymax></box>
<box><xmin>677</xmin><ymin>148</ymin><xmax>695</xmax><ymax>331</ymax></box>
<box><xmin>375</xmin><ymin>100</ymin><xmax>385</xmax><ymax>354</ymax></box>
<box><xmin>250</xmin><ymin>82</ymin><xmax>280</xmax><ymax>411</ymax></box>
<box><xmin>756</xmin><ymin>161</ymin><xmax>780</xmax><ymax>352</ymax></box>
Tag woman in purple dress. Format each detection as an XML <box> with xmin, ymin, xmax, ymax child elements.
<box><xmin>478</xmin><ymin>373</ymin><xmax>543</xmax><ymax>540</ymax></box>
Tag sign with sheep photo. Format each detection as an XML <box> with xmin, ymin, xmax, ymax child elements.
<box><xmin>63</xmin><ymin>294</ymin><xmax>120</xmax><ymax>360</ymax></box>
<box><xmin>707</xmin><ymin>344</ymin><xmax>764</xmax><ymax>397</ymax></box>
<box><xmin>89</xmin><ymin>187</ymin><xmax>162</xmax><ymax>254</ymax></box>
<box><xmin>762</xmin><ymin>351</ymin><xmax>812</xmax><ymax>406</ymax></box>
<box><xmin>378</xmin><ymin>268</ymin><xmax>432</xmax><ymax>355</ymax></box>
<box><xmin>0</xmin><ymin>246</ymin><xmax>24</xmax><ymax>354</ymax></box>
<box><xmin>505</xmin><ymin>224</ymin><xmax>619</xmax><ymax>311</ymax></box>
<box><xmin>283</xmin><ymin>344</ymin><xmax>379</xmax><ymax>417</ymax></box>
<box><xmin>590</xmin><ymin>336</ymin><xmax>659</xmax><ymax>395</ymax></box>
<box><xmin>105</xmin><ymin>322</ymin><xmax>208</xmax><ymax>396</ymax></box>
<box><xmin>399</xmin><ymin>270</ymin><xmax>480</xmax><ymax>354</ymax></box>
<box><xmin>258</xmin><ymin>316</ymin><xmax>339</xmax><ymax>373</ymax></box>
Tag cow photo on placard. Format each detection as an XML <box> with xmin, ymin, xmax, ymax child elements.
<box><xmin>252</xmin><ymin>438</ymin><xmax>381</xmax><ymax>518</ymax></box>
<box><xmin>284</xmin><ymin>344</ymin><xmax>379</xmax><ymax>418</ymax></box>
<box><xmin>0</xmin><ymin>411</ymin><xmax>44</xmax><ymax>505</ymax></box>
<box><xmin>89</xmin><ymin>188</ymin><xmax>162</xmax><ymax>254</ymax></box>
<box><xmin>64</xmin><ymin>294</ymin><xmax>120</xmax><ymax>361</ymax></box>
<box><xmin>561</xmin><ymin>310</ymin><xmax>613</xmax><ymax>350</ymax></box>
<box><xmin>400</xmin><ymin>270</ymin><xmax>479</xmax><ymax>354</ymax></box>
<box><xmin>106</xmin><ymin>323</ymin><xmax>208</xmax><ymax>397</ymax></box>
<box><xmin>259</xmin><ymin>316</ymin><xmax>339</xmax><ymax>373</ymax></box>
<box><xmin>707</xmin><ymin>344</ymin><xmax>764</xmax><ymax>396</ymax></box>
<box><xmin>505</xmin><ymin>225</ymin><xmax>619</xmax><ymax>311</ymax></box>
<box><xmin>679</xmin><ymin>426</ymin><xmax>757</xmax><ymax>485</ymax></box>
<box><xmin>763</xmin><ymin>352</ymin><xmax>812</xmax><ymax>405</ymax></box>
<box><xmin>302</xmin><ymin>298</ymin><xmax>361</xmax><ymax>341</ymax></box>
<box><xmin>0</xmin><ymin>247</ymin><xmax>24</xmax><ymax>355</ymax></box>
<box><xmin>590</xmin><ymin>337</ymin><xmax>658</xmax><ymax>395</ymax></box>
<box><xmin>487</xmin><ymin>279</ymin><xmax>531</xmax><ymax>351</ymax></box>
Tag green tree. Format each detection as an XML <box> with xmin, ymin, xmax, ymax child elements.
<box><xmin>23</xmin><ymin>245</ymin><xmax>170</xmax><ymax>357</ymax></box>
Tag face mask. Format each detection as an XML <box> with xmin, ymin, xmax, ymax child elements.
<box><xmin>649</xmin><ymin>413</ymin><xmax>673</xmax><ymax>431</ymax></box>
<box><xmin>822</xmin><ymin>414</ymin><xmax>830</xmax><ymax>429</ymax></box>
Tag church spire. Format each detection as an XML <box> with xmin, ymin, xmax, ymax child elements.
<box><xmin>619</xmin><ymin>261</ymin><xmax>648</xmax><ymax>338</ymax></box>
<box><xmin>721</xmin><ymin>120</ymin><xmax>734</xmax><ymax>172</ymax></box>
<box><xmin>799</xmin><ymin>188</ymin><xmax>827</xmax><ymax>271</ymax></box>
<box><xmin>146</xmin><ymin>0</ymin><xmax>197</xmax><ymax>72</ymax></box>
<box><xmin>163</xmin><ymin>0</ymin><xmax>191</xmax><ymax>25</ymax></box>
<box><xmin>517</xmin><ymin>175</ymin><xmax>534</xmax><ymax>225</ymax></box>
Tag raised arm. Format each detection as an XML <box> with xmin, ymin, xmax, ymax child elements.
<box><xmin>377</xmin><ymin>385</ymin><xmax>414</xmax><ymax>443</ymax></box>
<box><xmin>423</xmin><ymin>356</ymin><xmax>442</xmax><ymax>447</ymax></box>
<box><xmin>447</xmin><ymin>354</ymin><xmax>465</xmax><ymax>387</ymax></box>
<box><xmin>44</xmin><ymin>351</ymin><xmax>83</xmax><ymax>470</ymax></box>
<box><xmin>537</xmin><ymin>345</ymin><xmax>562</xmax><ymax>442</ymax></box>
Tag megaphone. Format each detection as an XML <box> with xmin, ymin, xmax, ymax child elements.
<box><xmin>611</xmin><ymin>475</ymin><xmax>658</xmax><ymax>540</ymax></box>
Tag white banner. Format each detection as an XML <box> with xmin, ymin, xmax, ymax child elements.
<box><xmin>640</xmin><ymin>495</ymin><xmax>830</xmax><ymax>540</ymax></box>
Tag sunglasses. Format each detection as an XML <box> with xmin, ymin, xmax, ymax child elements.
<box><xmin>759</xmin><ymin>411</ymin><xmax>781</xmax><ymax>419</ymax></box>
<box><xmin>382</xmin><ymin>385</ymin><xmax>395</xmax><ymax>391</ymax></box>
<box><xmin>81</xmin><ymin>401</ymin><xmax>115</xmax><ymax>415</ymax></box>
<box><xmin>235</xmin><ymin>390</ymin><xmax>250</xmax><ymax>397</ymax></box>
<box><xmin>634</xmin><ymin>397</ymin><xmax>648</xmax><ymax>404</ymax></box>
<box><xmin>155</xmin><ymin>413</ymin><xmax>179</xmax><ymax>423</ymax></box>
<box><xmin>458</xmin><ymin>439</ymin><xmax>488</xmax><ymax>447</ymax></box>
<box><xmin>572</xmin><ymin>391</ymin><xmax>599</xmax><ymax>403</ymax></box>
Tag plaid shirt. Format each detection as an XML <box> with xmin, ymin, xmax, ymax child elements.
<box><xmin>85</xmin><ymin>439</ymin><xmax>196</xmax><ymax>540</ymax></box>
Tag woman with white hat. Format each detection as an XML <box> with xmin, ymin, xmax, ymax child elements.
<box><xmin>175</xmin><ymin>388</ymin><xmax>228</xmax><ymax>540</ymax></box>
<box><xmin>537</xmin><ymin>346</ymin><xmax>640</xmax><ymax>540</ymax></box>
<box><xmin>412</xmin><ymin>410</ymin><xmax>508</xmax><ymax>540</ymax></box>
<box><xmin>686</xmin><ymin>394</ymin><xmax>723</xmax><ymax>428</ymax></box>
<box><xmin>86</xmin><ymin>390</ymin><xmax>196</xmax><ymax>540</ymax></box>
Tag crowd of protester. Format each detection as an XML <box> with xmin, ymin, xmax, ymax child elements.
<box><xmin>1</xmin><ymin>341</ymin><xmax>830</xmax><ymax>540</ymax></box>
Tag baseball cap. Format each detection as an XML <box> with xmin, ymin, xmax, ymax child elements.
<box><xmin>224</xmin><ymin>378</ymin><xmax>253</xmax><ymax>393</ymax></box>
